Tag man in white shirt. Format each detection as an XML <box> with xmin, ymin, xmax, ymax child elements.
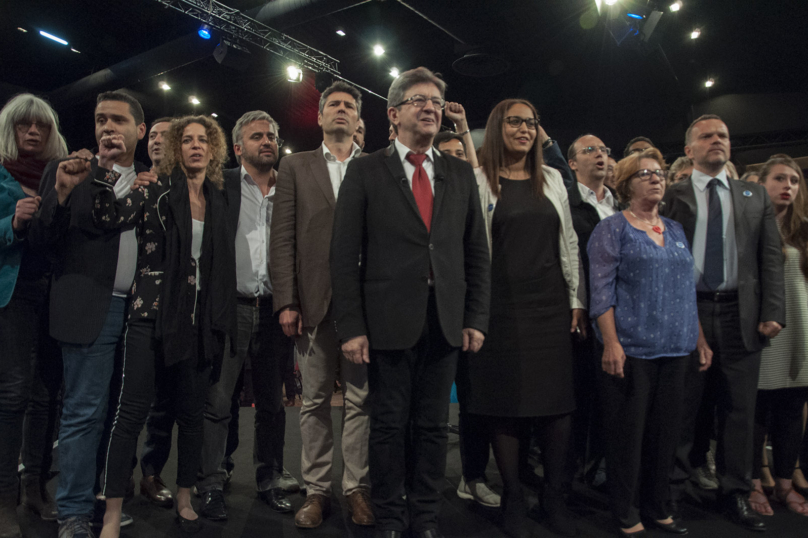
<box><xmin>270</xmin><ymin>81</ymin><xmax>373</xmax><ymax>529</ymax></box>
<box><xmin>196</xmin><ymin>111</ymin><xmax>298</xmax><ymax>519</ymax></box>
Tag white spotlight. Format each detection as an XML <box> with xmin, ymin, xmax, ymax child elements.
<box><xmin>336</xmin><ymin>30</ymin><xmax>346</xmax><ymax>37</ymax></box>
<box><xmin>285</xmin><ymin>148</ymin><xmax>292</xmax><ymax>154</ymax></box>
<box><xmin>390</xmin><ymin>67</ymin><xmax>400</xmax><ymax>78</ymax></box>
<box><xmin>39</xmin><ymin>31</ymin><xmax>68</xmax><ymax>45</ymax></box>
<box><xmin>690</xmin><ymin>28</ymin><xmax>701</xmax><ymax>39</ymax></box>
<box><xmin>669</xmin><ymin>1</ymin><xmax>682</xmax><ymax>12</ymax></box>
<box><xmin>704</xmin><ymin>78</ymin><xmax>714</xmax><ymax>88</ymax></box>
<box><xmin>160</xmin><ymin>82</ymin><xmax>171</xmax><ymax>91</ymax></box>
<box><xmin>373</xmin><ymin>44</ymin><xmax>385</xmax><ymax>56</ymax></box>
<box><xmin>605</xmin><ymin>0</ymin><xmax>618</xmax><ymax>6</ymax></box>
<box><xmin>211</xmin><ymin>113</ymin><xmax>218</xmax><ymax>118</ymax></box>
<box><xmin>71</xmin><ymin>48</ymin><xmax>80</xmax><ymax>54</ymax></box>
<box><xmin>286</xmin><ymin>65</ymin><xmax>303</xmax><ymax>82</ymax></box>
<box><xmin>17</xmin><ymin>27</ymin><xmax>27</xmax><ymax>33</ymax></box>
<box><xmin>190</xmin><ymin>96</ymin><xmax>200</xmax><ymax>105</ymax></box>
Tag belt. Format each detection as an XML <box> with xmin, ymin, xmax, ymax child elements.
<box><xmin>696</xmin><ymin>290</ymin><xmax>738</xmax><ymax>303</ymax></box>
<box><xmin>237</xmin><ymin>295</ymin><xmax>272</xmax><ymax>307</ymax></box>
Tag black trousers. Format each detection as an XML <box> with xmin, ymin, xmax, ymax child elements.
<box><xmin>0</xmin><ymin>278</ymin><xmax>62</xmax><ymax>492</ymax></box>
<box><xmin>753</xmin><ymin>387</ymin><xmax>808</xmax><ymax>479</ymax></box>
<box><xmin>602</xmin><ymin>355</ymin><xmax>688</xmax><ymax>528</ymax></box>
<box><xmin>670</xmin><ymin>299</ymin><xmax>761</xmax><ymax>500</ymax></box>
<box><xmin>102</xmin><ymin>319</ymin><xmax>210</xmax><ymax>497</ymax></box>
<box><xmin>368</xmin><ymin>291</ymin><xmax>458</xmax><ymax>533</ymax></box>
<box><xmin>454</xmin><ymin>351</ymin><xmax>492</xmax><ymax>483</ymax></box>
<box><xmin>571</xmin><ymin>333</ymin><xmax>605</xmax><ymax>480</ymax></box>
<box><xmin>139</xmin><ymin>388</ymin><xmax>177</xmax><ymax>478</ymax></box>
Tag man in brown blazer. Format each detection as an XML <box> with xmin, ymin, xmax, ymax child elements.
<box><xmin>269</xmin><ymin>81</ymin><xmax>372</xmax><ymax>529</ymax></box>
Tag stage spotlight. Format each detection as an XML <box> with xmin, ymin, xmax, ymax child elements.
<box><xmin>286</xmin><ymin>65</ymin><xmax>303</xmax><ymax>82</ymax></box>
<box><xmin>690</xmin><ymin>28</ymin><xmax>701</xmax><ymax>39</ymax></box>
<box><xmin>71</xmin><ymin>48</ymin><xmax>80</xmax><ymax>54</ymax></box>
<box><xmin>605</xmin><ymin>0</ymin><xmax>618</xmax><ymax>5</ymax></box>
<box><xmin>190</xmin><ymin>96</ymin><xmax>200</xmax><ymax>105</ymax></box>
<box><xmin>373</xmin><ymin>44</ymin><xmax>385</xmax><ymax>56</ymax></box>
<box><xmin>211</xmin><ymin>113</ymin><xmax>218</xmax><ymax>118</ymax></box>
<box><xmin>17</xmin><ymin>27</ymin><xmax>27</xmax><ymax>33</ymax></box>
<box><xmin>285</xmin><ymin>148</ymin><xmax>292</xmax><ymax>154</ymax></box>
<box><xmin>40</xmin><ymin>31</ymin><xmax>67</xmax><ymax>45</ymax></box>
<box><xmin>704</xmin><ymin>78</ymin><xmax>714</xmax><ymax>88</ymax></box>
<box><xmin>669</xmin><ymin>1</ymin><xmax>682</xmax><ymax>11</ymax></box>
<box><xmin>390</xmin><ymin>67</ymin><xmax>400</xmax><ymax>78</ymax></box>
<box><xmin>198</xmin><ymin>24</ymin><xmax>212</xmax><ymax>40</ymax></box>
<box><xmin>336</xmin><ymin>29</ymin><xmax>346</xmax><ymax>37</ymax></box>
<box><xmin>160</xmin><ymin>82</ymin><xmax>171</xmax><ymax>91</ymax></box>
<box><xmin>626</xmin><ymin>13</ymin><xmax>644</xmax><ymax>19</ymax></box>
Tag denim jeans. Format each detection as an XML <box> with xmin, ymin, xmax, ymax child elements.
<box><xmin>56</xmin><ymin>297</ymin><xmax>125</xmax><ymax>520</ymax></box>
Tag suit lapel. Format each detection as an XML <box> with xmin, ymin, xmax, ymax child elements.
<box><xmin>432</xmin><ymin>152</ymin><xmax>446</xmax><ymax>226</ymax></box>
<box><xmin>728</xmin><ymin>178</ymin><xmax>746</xmax><ymax>258</ymax></box>
<box><xmin>308</xmin><ymin>149</ymin><xmax>336</xmax><ymax>207</ymax></box>
<box><xmin>677</xmin><ymin>179</ymin><xmax>698</xmax><ymax>247</ymax></box>
<box><xmin>384</xmin><ymin>145</ymin><xmax>425</xmax><ymax>226</ymax></box>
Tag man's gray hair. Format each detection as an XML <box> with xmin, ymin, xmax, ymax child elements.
<box><xmin>232</xmin><ymin>111</ymin><xmax>279</xmax><ymax>164</ymax></box>
<box><xmin>0</xmin><ymin>93</ymin><xmax>68</xmax><ymax>163</ymax></box>
<box><xmin>318</xmin><ymin>81</ymin><xmax>362</xmax><ymax>116</ymax></box>
<box><xmin>387</xmin><ymin>67</ymin><xmax>446</xmax><ymax>110</ymax></box>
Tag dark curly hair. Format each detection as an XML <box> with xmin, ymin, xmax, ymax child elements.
<box><xmin>156</xmin><ymin>115</ymin><xmax>228</xmax><ymax>189</ymax></box>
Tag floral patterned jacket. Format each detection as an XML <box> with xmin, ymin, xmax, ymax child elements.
<box><xmin>92</xmin><ymin>170</ymin><xmax>171</xmax><ymax>321</ymax></box>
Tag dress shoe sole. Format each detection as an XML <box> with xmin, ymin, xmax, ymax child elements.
<box><xmin>723</xmin><ymin>511</ymin><xmax>766</xmax><ymax>532</ymax></box>
<box><xmin>142</xmin><ymin>492</ymin><xmax>174</xmax><ymax>509</ymax></box>
<box><xmin>351</xmin><ymin>514</ymin><xmax>376</xmax><ymax>526</ymax></box>
<box><xmin>295</xmin><ymin>520</ymin><xmax>323</xmax><ymax>529</ymax></box>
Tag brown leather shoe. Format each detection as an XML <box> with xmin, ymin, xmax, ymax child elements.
<box><xmin>294</xmin><ymin>494</ymin><xmax>330</xmax><ymax>528</ymax></box>
<box><xmin>347</xmin><ymin>490</ymin><xmax>375</xmax><ymax>526</ymax></box>
<box><xmin>140</xmin><ymin>475</ymin><xmax>174</xmax><ymax>508</ymax></box>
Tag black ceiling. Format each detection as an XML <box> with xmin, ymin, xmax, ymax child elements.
<box><xmin>2</xmin><ymin>0</ymin><xmax>807</xmax><ymax>166</ymax></box>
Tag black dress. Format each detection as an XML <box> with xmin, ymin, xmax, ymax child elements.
<box><xmin>467</xmin><ymin>178</ymin><xmax>575</xmax><ymax>417</ymax></box>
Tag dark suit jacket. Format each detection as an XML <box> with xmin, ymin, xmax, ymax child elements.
<box><xmin>661</xmin><ymin>177</ymin><xmax>785</xmax><ymax>352</ymax></box>
<box><xmin>270</xmin><ymin>149</ymin><xmax>341</xmax><ymax>328</ymax></box>
<box><xmin>29</xmin><ymin>159</ymin><xmax>149</xmax><ymax>344</ymax></box>
<box><xmin>222</xmin><ymin>167</ymin><xmax>242</xmax><ymax>236</ymax></box>
<box><xmin>330</xmin><ymin>145</ymin><xmax>491</xmax><ymax>350</ymax></box>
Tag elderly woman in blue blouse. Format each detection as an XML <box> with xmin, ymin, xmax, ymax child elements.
<box><xmin>588</xmin><ymin>147</ymin><xmax>712</xmax><ymax>537</ymax></box>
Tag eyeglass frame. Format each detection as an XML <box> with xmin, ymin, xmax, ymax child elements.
<box><xmin>631</xmin><ymin>168</ymin><xmax>669</xmax><ymax>181</ymax></box>
<box><xmin>15</xmin><ymin>120</ymin><xmax>52</xmax><ymax>132</ymax></box>
<box><xmin>576</xmin><ymin>145</ymin><xmax>611</xmax><ymax>156</ymax></box>
<box><xmin>503</xmin><ymin>116</ymin><xmax>540</xmax><ymax>130</ymax></box>
<box><xmin>393</xmin><ymin>95</ymin><xmax>446</xmax><ymax>110</ymax></box>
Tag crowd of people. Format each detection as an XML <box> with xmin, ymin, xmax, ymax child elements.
<box><xmin>0</xmin><ymin>65</ymin><xmax>806</xmax><ymax>538</ymax></box>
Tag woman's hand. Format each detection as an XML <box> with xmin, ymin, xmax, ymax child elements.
<box><xmin>571</xmin><ymin>308</ymin><xmax>587</xmax><ymax>338</ymax></box>
<box><xmin>602</xmin><ymin>340</ymin><xmax>626</xmax><ymax>378</ymax></box>
<box><xmin>696</xmin><ymin>321</ymin><xmax>713</xmax><ymax>372</ymax></box>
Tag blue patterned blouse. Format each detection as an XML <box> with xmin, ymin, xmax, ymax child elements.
<box><xmin>588</xmin><ymin>212</ymin><xmax>699</xmax><ymax>359</ymax></box>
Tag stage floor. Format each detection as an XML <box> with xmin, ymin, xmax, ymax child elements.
<box><xmin>20</xmin><ymin>405</ymin><xmax>808</xmax><ymax>537</ymax></box>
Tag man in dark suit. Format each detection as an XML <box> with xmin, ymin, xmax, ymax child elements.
<box><xmin>270</xmin><ymin>81</ymin><xmax>374</xmax><ymax>529</ymax></box>
<box><xmin>330</xmin><ymin>67</ymin><xmax>491</xmax><ymax>538</ymax></box>
<box><xmin>662</xmin><ymin>114</ymin><xmax>785</xmax><ymax>532</ymax></box>
<box><xmin>29</xmin><ymin>91</ymin><xmax>146</xmax><ymax>538</ymax></box>
<box><xmin>196</xmin><ymin>110</ymin><xmax>297</xmax><ymax>519</ymax></box>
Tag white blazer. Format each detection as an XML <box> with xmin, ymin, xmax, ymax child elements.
<box><xmin>475</xmin><ymin>166</ymin><xmax>586</xmax><ymax>310</ymax></box>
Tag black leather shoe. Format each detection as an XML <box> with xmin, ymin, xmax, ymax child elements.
<box><xmin>199</xmin><ymin>490</ymin><xmax>228</xmax><ymax>521</ymax></box>
<box><xmin>723</xmin><ymin>494</ymin><xmax>766</xmax><ymax>532</ymax></box>
<box><xmin>375</xmin><ymin>532</ymin><xmax>403</xmax><ymax>538</ymax></box>
<box><xmin>175</xmin><ymin>510</ymin><xmax>202</xmax><ymax>534</ymax></box>
<box><xmin>258</xmin><ymin>488</ymin><xmax>293</xmax><ymax>513</ymax></box>
<box><xmin>646</xmin><ymin>518</ymin><xmax>688</xmax><ymax>535</ymax></box>
<box><xmin>416</xmin><ymin>530</ymin><xmax>444</xmax><ymax>538</ymax></box>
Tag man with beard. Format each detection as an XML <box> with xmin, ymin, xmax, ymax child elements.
<box><xmin>197</xmin><ymin>111</ymin><xmax>297</xmax><ymax>518</ymax></box>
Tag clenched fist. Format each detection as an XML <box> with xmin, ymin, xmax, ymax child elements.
<box><xmin>12</xmin><ymin>196</ymin><xmax>41</xmax><ymax>231</ymax></box>
<box><xmin>55</xmin><ymin>157</ymin><xmax>92</xmax><ymax>205</ymax></box>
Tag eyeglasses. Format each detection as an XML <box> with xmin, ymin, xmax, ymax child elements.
<box><xmin>267</xmin><ymin>134</ymin><xmax>284</xmax><ymax>148</ymax></box>
<box><xmin>577</xmin><ymin>146</ymin><xmax>611</xmax><ymax>156</ymax></box>
<box><xmin>503</xmin><ymin>116</ymin><xmax>540</xmax><ymax>130</ymax></box>
<box><xmin>632</xmin><ymin>169</ymin><xmax>669</xmax><ymax>181</ymax></box>
<box><xmin>16</xmin><ymin>121</ymin><xmax>51</xmax><ymax>132</ymax></box>
<box><xmin>394</xmin><ymin>95</ymin><xmax>446</xmax><ymax>110</ymax></box>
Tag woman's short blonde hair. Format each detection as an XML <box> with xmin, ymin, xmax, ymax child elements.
<box><xmin>156</xmin><ymin>115</ymin><xmax>228</xmax><ymax>189</ymax></box>
<box><xmin>613</xmin><ymin>147</ymin><xmax>667</xmax><ymax>204</ymax></box>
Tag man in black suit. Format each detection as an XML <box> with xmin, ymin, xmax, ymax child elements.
<box><xmin>196</xmin><ymin>110</ymin><xmax>297</xmax><ymax>519</ymax></box>
<box><xmin>330</xmin><ymin>67</ymin><xmax>491</xmax><ymax>538</ymax></box>
<box><xmin>29</xmin><ymin>91</ymin><xmax>146</xmax><ymax>537</ymax></box>
<box><xmin>662</xmin><ymin>114</ymin><xmax>785</xmax><ymax>532</ymax></box>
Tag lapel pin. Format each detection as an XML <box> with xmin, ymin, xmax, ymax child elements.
<box><xmin>676</xmin><ymin>241</ymin><xmax>685</xmax><ymax>248</ymax></box>
<box><xmin>743</xmin><ymin>190</ymin><xmax>753</xmax><ymax>197</ymax></box>
<box><xmin>488</xmin><ymin>203</ymin><xmax>494</xmax><ymax>211</ymax></box>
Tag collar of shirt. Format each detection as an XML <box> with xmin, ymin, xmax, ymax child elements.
<box><xmin>240</xmin><ymin>165</ymin><xmax>275</xmax><ymax>198</ymax></box>
<box><xmin>394</xmin><ymin>138</ymin><xmax>434</xmax><ymax>168</ymax></box>
<box><xmin>322</xmin><ymin>141</ymin><xmax>362</xmax><ymax>163</ymax></box>
<box><xmin>692</xmin><ymin>168</ymin><xmax>729</xmax><ymax>192</ymax></box>
<box><xmin>577</xmin><ymin>181</ymin><xmax>613</xmax><ymax>205</ymax></box>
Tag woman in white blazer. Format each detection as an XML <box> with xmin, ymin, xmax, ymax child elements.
<box><xmin>464</xmin><ymin>99</ymin><xmax>585</xmax><ymax>538</ymax></box>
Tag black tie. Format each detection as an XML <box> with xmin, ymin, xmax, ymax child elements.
<box><xmin>703</xmin><ymin>178</ymin><xmax>724</xmax><ymax>290</ymax></box>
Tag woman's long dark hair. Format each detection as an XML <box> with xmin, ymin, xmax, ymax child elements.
<box><xmin>477</xmin><ymin>99</ymin><xmax>546</xmax><ymax>198</ymax></box>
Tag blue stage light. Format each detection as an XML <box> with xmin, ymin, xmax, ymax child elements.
<box><xmin>626</xmin><ymin>13</ymin><xmax>644</xmax><ymax>19</ymax></box>
<box><xmin>198</xmin><ymin>25</ymin><xmax>212</xmax><ymax>39</ymax></box>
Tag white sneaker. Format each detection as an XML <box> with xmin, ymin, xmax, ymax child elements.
<box><xmin>456</xmin><ymin>477</ymin><xmax>501</xmax><ymax>508</ymax></box>
<box><xmin>693</xmin><ymin>464</ymin><xmax>719</xmax><ymax>490</ymax></box>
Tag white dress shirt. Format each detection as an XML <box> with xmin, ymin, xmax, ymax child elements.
<box><xmin>690</xmin><ymin>168</ymin><xmax>738</xmax><ymax>291</ymax></box>
<box><xmin>235</xmin><ymin>166</ymin><xmax>274</xmax><ymax>297</ymax></box>
<box><xmin>395</xmin><ymin>138</ymin><xmax>435</xmax><ymax>194</ymax></box>
<box><xmin>322</xmin><ymin>142</ymin><xmax>362</xmax><ymax>201</ymax></box>
<box><xmin>577</xmin><ymin>181</ymin><xmax>617</xmax><ymax>221</ymax></box>
<box><xmin>111</xmin><ymin>163</ymin><xmax>138</xmax><ymax>297</ymax></box>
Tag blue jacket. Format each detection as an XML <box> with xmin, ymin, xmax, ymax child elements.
<box><xmin>0</xmin><ymin>164</ymin><xmax>25</xmax><ymax>308</ymax></box>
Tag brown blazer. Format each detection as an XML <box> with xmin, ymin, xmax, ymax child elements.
<box><xmin>270</xmin><ymin>147</ymin><xmax>339</xmax><ymax>328</ymax></box>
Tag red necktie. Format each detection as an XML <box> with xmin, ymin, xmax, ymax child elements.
<box><xmin>406</xmin><ymin>153</ymin><xmax>433</xmax><ymax>232</ymax></box>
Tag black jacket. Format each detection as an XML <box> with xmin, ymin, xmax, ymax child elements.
<box><xmin>330</xmin><ymin>145</ymin><xmax>490</xmax><ymax>350</ymax></box>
